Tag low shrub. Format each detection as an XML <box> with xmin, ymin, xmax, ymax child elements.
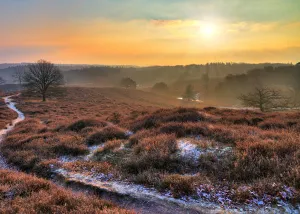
<box><xmin>94</xmin><ymin>140</ymin><xmax>124</xmax><ymax>155</ymax></box>
<box><xmin>259</xmin><ymin>119</ymin><xmax>286</xmax><ymax>130</ymax></box>
<box><xmin>128</xmin><ymin>129</ymin><xmax>157</xmax><ymax>147</ymax></box>
<box><xmin>161</xmin><ymin>174</ymin><xmax>197</xmax><ymax>198</ymax></box>
<box><xmin>51</xmin><ymin>135</ymin><xmax>88</xmax><ymax>156</ymax></box>
<box><xmin>67</xmin><ymin>119</ymin><xmax>107</xmax><ymax>132</ymax></box>
<box><xmin>164</xmin><ymin>111</ymin><xmax>203</xmax><ymax>123</ymax></box>
<box><xmin>62</xmin><ymin>161</ymin><xmax>113</xmax><ymax>175</ymax></box>
<box><xmin>159</xmin><ymin>122</ymin><xmax>186</xmax><ymax>137</ymax></box>
<box><xmin>123</xmin><ymin>134</ymin><xmax>179</xmax><ymax>174</ymax></box>
<box><xmin>86</xmin><ymin>126</ymin><xmax>128</xmax><ymax>145</ymax></box>
<box><xmin>203</xmin><ymin>106</ymin><xmax>217</xmax><ymax>111</ymax></box>
<box><xmin>130</xmin><ymin>115</ymin><xmax>159</xmax><ymax>132</ymax></box>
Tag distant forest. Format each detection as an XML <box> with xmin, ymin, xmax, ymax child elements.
<box><xmin>1</xmin><ymin>62</ymin><xmax>299</xmax><ymax>104</ymax></box>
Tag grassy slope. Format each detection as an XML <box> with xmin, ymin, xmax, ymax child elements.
<box><xmin>0</xmin><ymin>89</ymin><xmax>134</xmax><ymax>213</ymax></box>
<box><xmin>2</xmin><ymin>87</ymin><xmax>300</xmax><ymax>207</ymax></box>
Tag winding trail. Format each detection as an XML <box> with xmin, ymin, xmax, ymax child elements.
<box><xmin>0</xmin><ymin>94</ymin><xmax>25</xmax><ymax>169</ymax></box>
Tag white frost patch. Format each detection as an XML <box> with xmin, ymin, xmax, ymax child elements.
<box><xmin>125</xmin><ymin>131</ymin><xmax>133</xmax><ymax>137</ymax></box>
<box><xmin>177</xmin><ymin>140</ymin><xmax>232</xmax><ymax>162</ymax></box>
<box><xmin>58</xmin><ymin>156</ymin><xmax>81</xmax><ymax>163</ymax></box>
<box><xmin>56</xmin><ymin>168</ymin><xmax>113</xmax><ymax>182</ymax></box>
<box><xmin>54</xmin><ymin>168</ymin><xmax>223</xmax><ymax>213</ymax></box>
<box><xmin>178</xmin><ymin>140</ymin><xmax>202</xmax><ymax>162</ymax></box>
<box><xmin>55</xmin><ymin>167</ymin><xmax>299</xmax><ymax>214</ymax></box>
<box><xmin>84</xmin><ymin>144</ymin><xmax>105</xmax><ymax>161</ymax></box>
<box><xmin>0</xmin><ymin>94</ymin><xmax>25</xmax><ymax>169</ymax></box>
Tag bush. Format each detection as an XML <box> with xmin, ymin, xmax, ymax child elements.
<box><xmin>86</xmin><ymin>126</ymin><xmax>128</xmax><ymax>145</ymax></box>
<box><xmin>152</xmin><ymin>82</ymin><xmax>168</xmax><ymax>92</ymax></box>
<box><xmin>120</xmin><ymin>77</ymin><xmax>137</xmax><ymax>89</ymax></box>
<box><xmin>130</xmin><ymin>116</ymin><xmax>159</xmax><ymax>132</ymax></box>
<box><xmin>164</xmin><ymin>111</ymin><xmax>203</xmax><ymax>123</ymax></box>
<box><xmin>159</xmin><ymin>123</ymin><xmax>186</xmax><ymax>137</ymax></box>
<box><xmin>259</xmin><ymin>119</ymin><xmax>286</xmax><ymax>130</ymax></box>
<box><xmin>51</xmin><ymin>135</ymin><xmax>88</xmax><ymax>156</ymax></box>
<box><xmin>94</xmin><ymin>140</ymin><xmax>123</xmax><ymax>155</ymax></box>
<box><xmin>203</xmin><ymin>107</ymin><xmax>217</xmax><ymax>111</ymax></box>
<box><xmin>62</xmin><ymin>161</ymin><xmax>113</xmax><ymax>174</ymax></box>
<box><xmin>67</xmin><ymin>119</ymin><xmax>107</xmax><ymax>132</ymax></box>
<box><xmin>128</xmin><ymin>129</ymin><xmax>158</xmax><ymax>147</ymax></box>
<box><xmin>161</xmin><ymin>174</ymin><xmax>197</xmax><ymax>198</ymax></box>
<box><xmin>123</xmin><ymin>134</ymin><xmax>178</xmax><ymax>174</ymax></box>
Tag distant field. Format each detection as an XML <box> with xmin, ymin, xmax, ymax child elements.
<box><xmin>15</xmin><ymin>87</ymin><xmax>199</xmax><ymax>128</ymax></box>
<box><xmin>1</xmin><ymin>87</ymin><xmax>300</xmax><ymax>211</ymax></box>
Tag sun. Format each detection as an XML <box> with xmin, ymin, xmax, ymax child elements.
<box><xmin>201</xmin><ymin>23</ymin><xmax>217</xmax><ymax>37</ymax></box>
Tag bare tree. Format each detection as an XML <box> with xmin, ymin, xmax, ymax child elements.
<box><xmin>0</xmin><ymin>77</ymin><xmax>5</xmax><ymax>85</ymax></box>
<box><xmin>23</xmin><ymin>60</ymin><xmax>64</xmax><ymax>101</ymax></box>
<box><xmin>238</xmin><ymin>87</ymin><xmax>290</xmax><ymax>112</ymax></box>
<box><xmin>12</xmin><ymin>66</ymin><xmax>25</xmax><ymax>86</ymax></box>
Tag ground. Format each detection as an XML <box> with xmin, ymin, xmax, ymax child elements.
<box><xmin>0</xmin><ymin>98</ymin><xmax>17</xmax><ymax>130</ymax></box>
<box><xmin>0</xmin><ymin>169</ymin><xmax>133</xmax><ymax>214</ymax></box>
<box><xmin>1</xmin><ymin>87</ymin><xmax>300</xmax><ymax>212</ymax></box>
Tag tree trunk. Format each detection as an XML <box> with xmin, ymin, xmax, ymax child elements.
<box><xmin>42</xmin><ymin>93</ymin><xmax>46</xmax><ymax>102</ymax></box>
<box><xmin>259</xmin><ymin>103</ymin><xmax>264</xmax><ymax>112</ymax></box>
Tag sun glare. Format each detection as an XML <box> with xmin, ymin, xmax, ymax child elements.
<box><xmin>201</xmin><ymin>23</ymin><xmax>217</xmax><ymax>37</ymax></box>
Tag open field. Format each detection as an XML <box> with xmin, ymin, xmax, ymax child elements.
<box><xmin>1</xmin><ymin>87</ymin><xmax>300</xmax><ymax>212</ymax></box>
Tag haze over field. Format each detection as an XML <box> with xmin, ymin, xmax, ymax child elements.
<box><xmin>1</xmin><ymin>1</ymin><xmax>300</xmax><ymax>214</ymax></box>
<box><xmin>1</xmin><ymin>0</ymin><xmax>300</xmax><ymax>65</ymax></box>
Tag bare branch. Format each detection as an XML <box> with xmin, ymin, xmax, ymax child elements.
<box><xmin>238</xmin><ymin>87</ymin><xmax>291</xmax><ymax>112</ymax></box>
<box><xmin>23</xmin><ymin>59</ymin><xmax>64</xmax><ymax>101</ymax></box>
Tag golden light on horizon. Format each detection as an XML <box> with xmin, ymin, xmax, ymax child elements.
<box><xmin>1</xmin><ymin>0</ymin><xmax>300</xmax><ymax>65</ymax></box>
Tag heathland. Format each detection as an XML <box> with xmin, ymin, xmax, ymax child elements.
<box><xmin>1</xmin><ymin>87</ymin><xmax>299</xmax><ymax>213</ymax></box>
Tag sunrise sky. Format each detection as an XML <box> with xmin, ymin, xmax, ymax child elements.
<box><xmin>1</xmin><ymin>0</ymin><xmax>300</xmax><ymax>65</ymax></box>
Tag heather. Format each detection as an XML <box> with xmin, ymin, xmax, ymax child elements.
<box><xmin>2</xmin><ymin>87</ymin><xmax>300</xmax><ymax>208</ymax></box>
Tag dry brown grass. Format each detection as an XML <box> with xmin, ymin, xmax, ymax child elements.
<box><xmin>0</xmin><ymin>98</ymin><xmax>17</xmax><ymax>129</ymax></box>
<box><xmin>0</xmin><ymin>169</ymin><xmax>133</xmax><ymax>214</ymax></box>
<box><xmin>2</xmin><ymin>87</ymin><xmax>300</xmax><ymax>205</ymax></box>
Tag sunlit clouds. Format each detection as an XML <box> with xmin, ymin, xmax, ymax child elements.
<box><xmin>1</xmin><ymin>0</ymin><xmax>300</xmax><ymax>65</ymax></box>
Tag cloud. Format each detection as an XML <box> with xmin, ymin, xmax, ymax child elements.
<box><xmin>1</xmin><ymin>0</ymin><xmax>300</xmax><ymax>23</ymax></box>
<box><xmin>227</xmin><ymin>22</ymin><xmax>278</xmax><ymax>33</ymax></box>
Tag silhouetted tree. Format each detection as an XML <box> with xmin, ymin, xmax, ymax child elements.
<box><xmin>23</xmin><ymin>60</ymin><xmax>64</xmax><ymax>101</ymax></box>
<box><xmin>120</xmin><ymin>77</ymin><xmax>137</xmax><ymax>89</ymax></box>
<box><xmin>0</xmin><ymin>77</ymin><xmax>5</xmax><ymax>85</ymax></box>
<box><xmin>12</xmin><ymin>66</ymin><xmax>25</xmax><ymax>86</ymax></box>
<box><xmin>183</xmin><ymin>84</ymin><xmax>195</xmax><ymax>101</ymax></box>
<box><xmin>238</xmin><ymin>87</ymin><xmax>290</xmax><ymax>112</ymax></box>
<box><xmin>152</xmin><ymin>82</ymin><xmax>168</xmax><ymax>92</ymax></box>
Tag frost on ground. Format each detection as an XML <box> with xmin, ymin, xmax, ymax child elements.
<box><xmin>53</xmin><ymin>135</ymin><xmax>300</xmax><ymax>214</ymax></box>
<box><xmin>177</xmin><ymin>138</ymin><xmax>232</xmax><ymax>163</ymax></box>
<box><xmin>0</xmin><ymin>95</ymin><xmax>25</xmax><ymax>169</ymax></box>
<box><xmin>54</xmin><ymin>166</ymin><xmax>300</xmax><ymax>214</ymax></box>
<box><xmin>54</xmin><ymin>168</ymin><xmax>225</xmax><ymax>214</ymax></box>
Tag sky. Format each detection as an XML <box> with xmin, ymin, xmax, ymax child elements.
<box><xmin>1</xmin><ymin>0</ymin><xmax>300</xmax><ymax>65</ymax></box>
